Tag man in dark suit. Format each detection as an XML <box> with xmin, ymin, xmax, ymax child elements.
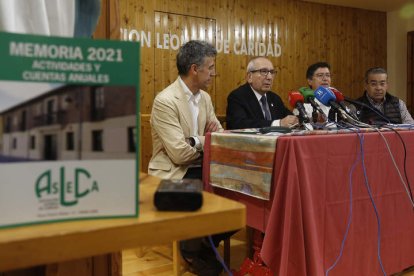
<box><xmin>226</xmin><ymin>57</ymin><xmax>298</xmax><ymax>129</ymax></box>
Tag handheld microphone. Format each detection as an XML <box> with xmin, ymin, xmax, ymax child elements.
<box><xmin>329</xmin><ymin>87</ymin><xmax>359</xmax><ymax>120</ymax></box>
<box><xmin>343</xmin><ymin>96</ymin><xmax>393</xmax><ymax>124</ymax></box>
<box><xmin>314</xmin><ymin>86</ymin><xmax>350</xmax><ymax>123</ymax></box>
<box><xmin>288</xmin><ymin>91</ymin><xmax>310</xmax><ymax>123</ymax></box>
<box><xmin>298</xmin><ymin>87</ymin><xmax>327</xmax><ymax>118</ymax></box>
<box><xmin>313</xmin><ymin>86</ymin><xmax>342</xmax><ymax>111</ymax></box>
<box><xmin>329</xmin><ymin>87</ymin><xmax>345</xmax><ymax>104</ymax></box>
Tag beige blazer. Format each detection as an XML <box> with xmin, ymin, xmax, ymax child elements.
<box><xmin>148</xmin><ymin>78</ymin><xmax>223</xmax><ymax>179</ymax></box>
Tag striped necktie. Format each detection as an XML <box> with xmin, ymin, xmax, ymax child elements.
<box><xmin>260</xmin><ymin>95</ymin><xmax>271</xmax><ymax>120</ymax></box>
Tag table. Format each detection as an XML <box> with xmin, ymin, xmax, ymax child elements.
<box><xmin>203</xmin><ymin>130</ymin><xmax>414</xmax><ymax>275</ymax></box>
<box><xmin>0</xmin><ymin>173</ymin><xmax>246</xmax><ymax>275</ymax></box>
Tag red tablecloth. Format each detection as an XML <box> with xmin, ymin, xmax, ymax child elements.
<box><xmin>203</xmin><ymin>130</ymin><xmax>414</xmax><ymax>275</ymax></box>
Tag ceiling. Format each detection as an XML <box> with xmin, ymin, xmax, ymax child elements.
<box><xmin>302</xmin><ymin>0</ymin><xmax>413</xmax><ymax>12</ymax></box>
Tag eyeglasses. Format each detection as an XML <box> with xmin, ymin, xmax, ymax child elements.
<box><xmin>368</xmin><ymin>81</ymin><xmax>387</xmax><ymax>88</ymax></box>
<box><xmin>250</xmin><ymin>69</ymin><xmax>277</xmax><ymax>77</ymax></box>
<box><xmin>314</xmin><ymin>73</ymin><xmax>332</xmax><ymax>79</ymax></box>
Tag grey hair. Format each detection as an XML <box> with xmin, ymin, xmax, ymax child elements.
<box><xmin>246</xmin><ymin>57</ymin><xmax>268</xmax><ymax>72</ymax></box>
<box><xmin>365</xmin><ymin>67</ymin><xmax>387</xmax><ymax>83</ymax></box>
<box><xmin>176</xmin><ymin>40</ymin><xmax>217</xmax><ymax>76</ymax></box>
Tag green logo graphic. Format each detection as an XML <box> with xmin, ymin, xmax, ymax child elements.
<box><xmin>35</xmin><ymin>167</ymin><xmax>99</xmax><ymax>206</ymax></box>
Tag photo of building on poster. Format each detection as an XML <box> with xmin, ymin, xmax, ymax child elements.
<box><xmin>0</xmin><ymin>81</ymin><xmax>137</xmax><ymax>162</ymax></box>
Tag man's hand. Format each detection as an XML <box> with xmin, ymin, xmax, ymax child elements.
<box><xmin>204</xmin><ymin>121</ymin><xmax>220</xmax><ymax>133</ymax></box>
<box><xmin>280</xmin><ymin>115</ymin><xmax>299</xmax><ymax>127</ymax></box>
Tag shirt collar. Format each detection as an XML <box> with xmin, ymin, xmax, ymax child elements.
<box><xmin>179</xmin><ymin>76</ymin><xmax>201</xmax><ymax>103</ymax></box>
<box><xmin>250</xmin><ymin>85</ymin><xmax>266</xmax><ymax>102</ymax></box>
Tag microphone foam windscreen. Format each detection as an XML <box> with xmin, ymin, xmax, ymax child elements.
<box><xmin>329</xmin><ymin>87</ymin><xmax>345</xmax><ymax>102</ymax></box>
<box><xmin>298</xmin><ymin>87</ymin><xmax>315</xmax><ymax>102</ymax></box>
<box><xmin>288</xmin><ymin>91</ymin><xmax>305</xmax><ymax>108</ymax></box>
<box><xmin>314</xmin><ymin>86</ymin><xmax>336</xmax><ymax>106</ymax></box>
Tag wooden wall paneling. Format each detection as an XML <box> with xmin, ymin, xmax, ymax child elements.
<box><xmin>265</xmin><ymin>10</ymin><xmax>287</xmax><ymax>106</ymax></box>
<box><xmin>119</xmin><ymin>0</ymin><xmax>155</xmax><ymax>114</ymax></box>
<box><xmin>141</xmin><ymin>0</ymin><xmax>156</xmax><ymax>113</ymax></box>
<box><xmin>216</xmin><ymin>0</ymin><xmax>251</xmax><ymax>116</ymax></box>
<box><xmin>297</xmin><ymin>2</ymin><xmax>329</xmax><ymax>68</ymax></box>
<box><xmin>109</xmin><ymin>0</ymin><xmax>120</xmax><ymax>39</ymax></box>
<box><xmin>226</xmin><ymin>0</ymin><xmax>250</xmax><ymax>116</ymax></box>
<box><xmin>293</xmin><ymin>1</ymin><xmax>316</xmax><ymax>90</ymax></box>
<box><xmin>325</xmin><ymin>6</ymin><xmax>354</xmax><ymax>96</ymax></box>
<box><xmin>277</xmin><ymin>1</ymin><xmax>328</xmax><ymax>100</ymax></box>
<box><xmin>90</xmin><ymin>0</ymin><xmax>118</xmax><ymax>40</ymax></box>
<box><xmin>93</xmin><ymin>0</ymin><xmax>109</xmax><ymax>39</ymax></box>
<box><xmin>154</xmin><ymin>0</ymin><xmax>208</xmax><ymax>18</ymax></box>
<box><xmin>117</xmin><ymin>0</ymin><xmax>156</xmax><ymax>171</ymax></box>
<box><xmin>140</xmin><ymin>114</ymin><xmax>152</xmax><ymax>172</ymax></box>
<box><xmin>277</xmin><ymin>0</ymin><xmax>299</xmax><ymax>94</ymax></box>
<box><xmin>344</xmin><ymin>8</ymin><xmax>360</xmax><ymax>98</ymax></box>
<box><xmin>140</xmin><ymin>1</ymin><xmax>156</xmax><ymax>172</ymax></box>
<box><xmin>207</xmin><ymin>0</ymin><xmax>235</xmax><ymax>117</ymax></box>
<box><xmin>275</xmin><ymin>0</ymin><xmax>295</xmax><ymax>99</ymax></box>
<box><xmin>354</xmin><ymin>10</ymin><xmax>386</xmax><ymax>99</ymax></box>
<box><xmin>212</xmin><ymin>0</ymin><xmax>238</xmax><ymax>116</ymax></box>
<box><xmin>153</xmin><ymin>12</ymin><xmax>216</xmax><ymax>98</ymax></box>
<box><xmin>349</xmin><ymin>9</ymin><xmax>368</xmax><ymax>98</ymax></box>
<box><xmin>277</xmin><ymin>0</ymin><xmax>291</xmax><ymax>97</ymax></box>
<box><xmin>345</xmin><ymin>8</ymin><xmax>359</xmax><ymax>97</ymax></box>
<box><xmin>354</xmin><ymin>9</ymin><xmax>371</xmax><ymax>98</ymax></box>
<box><xmin>153</xmin><ymin>11</ymin><xmax>176</xmax><ymax>97</ymax></box>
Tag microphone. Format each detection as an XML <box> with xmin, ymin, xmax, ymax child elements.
<box><xmin>329</xmin><ymin>87</ymin><xmax>346</xmax><ymax>107</ymax></box>
<box><xmin>343</xmin><ymin>96</ymin><xmax>393</xmax><ymax>124</ymax></box>
<box><xmin>313</xmin><ymin>86</ymin><xmax>348</xmax><ymax>122</ymax></box>
<box><xmin>298</xmin><ymin>87</ymin><xmax>327</xmax><ymax>120</ymax></box>
<box><xmin>288</xmin><ymin>91</ymin><xmax>313</xmax><ymax>130</ymax></box>
<box><xmin>288</xmin><ymin>91</ymin><xmax>310</xmax><ymax>123</ymax></box>
<box><xmin>313</xmin><ymin>86</ymin><xmax>342</xmax><ymax>111</ymax></box>
<box><xmin>329</xmin><ymin>87</ymin><xmax>359</xmax><ymax>120</ymax></box>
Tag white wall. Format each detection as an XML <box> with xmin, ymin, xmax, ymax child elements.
<box><xmin>387</xmin><ymin>10</ymin><xmax>414</xmax><ymax>101</ymax></box>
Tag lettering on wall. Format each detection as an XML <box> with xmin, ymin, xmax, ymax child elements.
<box><xmin>120</xmin><ymin>27</ymin><xmax>283</xmax><ymax>57</ymax></box>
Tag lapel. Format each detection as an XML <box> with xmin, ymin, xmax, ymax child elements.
<box><xmin>197</xmin><ymin>94</ymin><xmax>206</xmax><ymax>135</ymax></box>
<box><xmin>244</xmin><ymin>84</ymin><xmax>266</xmax><ymax>120</ymax></box>
<box><xmin>266</xmin><ymin>94</ymin><xmax>278</xmax><ymax>120</ymax></box>
<box><xmin>171</xmin><ymin>78</ymin><xmax>193</xmax><ymax>133</ymax></box>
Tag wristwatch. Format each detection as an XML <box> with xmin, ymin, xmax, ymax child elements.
<box><xmin>189</xmin><ymin>136</ymin><xmax>203</xmax><ymax>152</ymax></box>
<box><xmin>189</xmin><ymin>137</ymin><xmax>196</xmax><ymax>147</ymax></box>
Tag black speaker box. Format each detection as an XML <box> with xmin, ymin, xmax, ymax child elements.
<box><xmin>153</xmin><ymin>179</ymin><xmax>203</xmax><ymax>211</ymax></box>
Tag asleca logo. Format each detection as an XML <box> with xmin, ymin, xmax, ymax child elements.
<box><xmin>35</xmin><ymin>167</ymin><xmax>99</xmax><ymax>206</ymax></box>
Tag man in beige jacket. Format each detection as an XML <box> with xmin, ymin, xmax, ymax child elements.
<box><xmin>149</xmin><ymin>40</ymin><xmax>223</xmax><ymax>180</ymax></box>
<box><xmin>148</xmin><ymin>40</ymin><xmax>225</xmax><ymax>275</ymax></box>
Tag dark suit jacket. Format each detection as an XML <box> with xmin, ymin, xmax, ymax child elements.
<box><xmin>226</xmin><ymin>83</ymin><xmax>293</xmax><ymax>129</ymax></box>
